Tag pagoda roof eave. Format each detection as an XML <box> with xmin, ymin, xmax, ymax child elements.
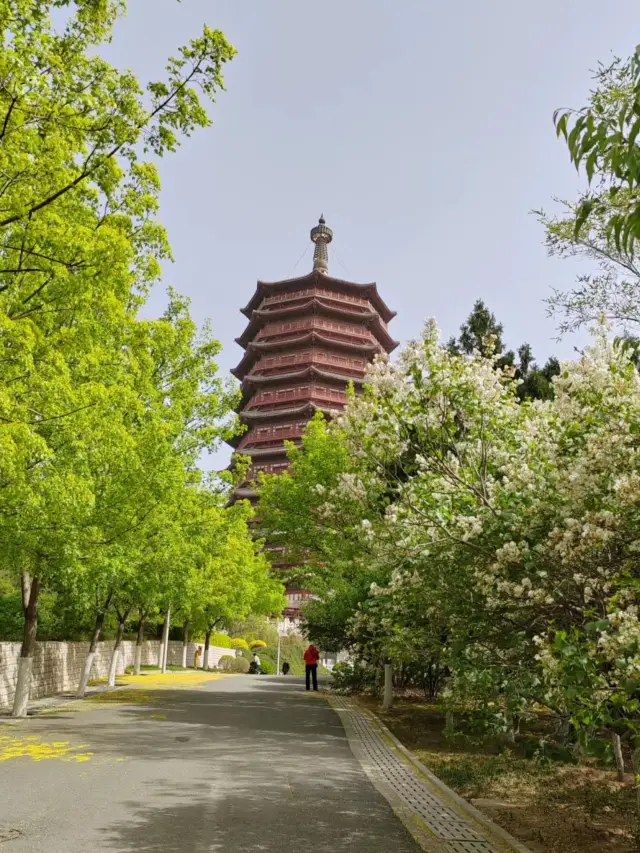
<box><xmin>237</xmin><ymin>367</ymin><xmax>363</xmax><ymax>411</ymax></box>
<box><xmin>231</xmin><ymin>331</ymin><xmax>382</xmax><ymax>380</ymax></box>
<box><xmin>243</xmin><ymin>365</ymin><xmax>365</xmax><ymax>387</ymax></box>
<box><xmin>236</xmin><ymin>326</ymin><xmax>395</xmax><ymax>353</ymax></box>
<box><xmin>224</xmin><ymin>404</ymin><xmax>337</xmax><ymax>450</ymax></box>
<box><xmin>240</xmin><ymin>269</ymin><xmax>396</xmax><ymax>323</ymax></box>
<box><xmin>241</xmin><ymin>402</ymin><xmax>336</xmax><ymax>422</ymax></box>
<box><xmin>249</xmin><ymin>333</ymin><xmax>378</xmax><ymax>354</ymax></box>
<box><xmin>236</xmin><ymin>444</ymin><xmax>301</xmax><ymax>458</ymax></box>
<box><xmin>233</xmin><ymin>487</ymin><xmax>258</xmax><ymax>500</ymax></box>
<box><xmin>235</xmin><ymin>298</ymin><xmax>381</xmax><ymax>348</ymax></box>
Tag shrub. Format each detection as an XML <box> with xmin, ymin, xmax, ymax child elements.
<box><xmin>231</xmin><ymin>638</ymin><xmax>249</xmax><ymax>651</ymax></box>
<box><xmin>232</xmin><ymin>656</ymin><xmax>250</xmax><ymax>673</ymax></box>
<box><xmin>331</xmin><ymin>661</ymin><xmax>372</xmax><ymax>694</ymax></box>
<box><xmin>218</xmin><ymin>655</ymin><xmax>250</xmax><ymax>674</ymax></box>
<box><xmin>211</xmin><ymin>633</ymin><xmax>232</xmax><ymax>649</ymax></box>
<box><xmin>250</xmin><ymin>639</ymin><xmax>267</xmax><ymax>649</ymax></box>
<box><xmin>260</xmin><ymin>658</ymin><xmax>275</xmax><ymax>674</ymax></box>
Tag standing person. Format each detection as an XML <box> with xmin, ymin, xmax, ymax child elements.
<box><xmin>304</xmin><ymin>644</ymin><xmax>320</xmax><ymax>692</ymax></box>
<box><xmin>251</xmin><ymin>652</ymin><xmax>261</xmax><ymax>674</ymax></box>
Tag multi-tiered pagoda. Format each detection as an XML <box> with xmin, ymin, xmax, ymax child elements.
<box><xmin>229</xmin><ymin>217</ymin><xmax>397</xmax><ymax>624</ymax></box>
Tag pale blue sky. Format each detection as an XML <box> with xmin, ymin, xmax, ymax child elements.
<box><xmin>102</xmin><ymin>1</ymin><xmax>640</xmax><ymax>467</ymax></box>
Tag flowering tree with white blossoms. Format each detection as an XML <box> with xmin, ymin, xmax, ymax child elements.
<box><xmin>351</xmin><ymin>323</ymin><xmax>640</xmax><ymax>740</ymax></box>
<box><xmin>261</xmin><ymin>317</ymin><xmax>640</xmax><ymax>760</ymax></box>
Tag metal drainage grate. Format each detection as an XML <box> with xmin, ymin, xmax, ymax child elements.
<box><xmin>333</xmin><ymin>697</ymin><xmax>498</xmax><ymax>853</ymax></box>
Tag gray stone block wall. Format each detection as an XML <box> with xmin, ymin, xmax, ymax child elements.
<box><xmin>0</xmin><ymin>639</ymin><xmax>233</xmax><ymax>708</ymax></box>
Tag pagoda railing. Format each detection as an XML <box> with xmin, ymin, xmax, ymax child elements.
<box><xmin>254</xmin><ymin>350</ymin><xmax>365</xmax><ymax>374</ymax></box>
<box><xmin>261</xmin><ymin>288</ymin><xmax>373</xmax><ymax>311</ymax></box>
<box><xmin>256</xmin><ymin>317</ymin><xmax>373</xmax><ymax>342</ymax></box>
<box><xmin>246</xmin><ymin>386</ymin><xmax>347</xmax><ymax>409</ymax></box>
<box><xmin>238</xmin><ymin>426</ymin><xmax>305</xmax><ymax>449</ymax></box>
<box><xmin>248</xmin><ymin>462</ymin><xmax>289</xmax><ymax>478</ymax></box>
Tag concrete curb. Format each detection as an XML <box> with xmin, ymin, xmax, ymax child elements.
<box><xmin>360</xmin><ymin>701</ymin><xmax>534</xmax><ymax>853</ymax></box>
<box><xmin>0</xmin><ymin>683</ymin><xmax>124</xmax><ymax>719</ymax></box>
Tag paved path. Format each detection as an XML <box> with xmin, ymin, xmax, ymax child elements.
<box><xmin>0</xmin><ymin>674</ymin><xmax>422</xmax><ymax>852</ymax></box>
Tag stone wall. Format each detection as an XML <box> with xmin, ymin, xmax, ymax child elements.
<box><xmin>0</xmin><ymin>640</ymin><xmax>234</xmax><ymax>709</ymax></box>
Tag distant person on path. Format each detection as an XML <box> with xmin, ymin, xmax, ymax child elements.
<box><xmin>304</xmin><ymin>644</ymin><xmax>320</xmax><ymax>691</ymax></box>
<box><xmin>251</xmin><ymin>652</ymin><xmax>261</xmax><ymax>674</ymax></box>
<box><xmin>282</xmin><ymin>661</ymin><xmax>290</xmax><ymax>675</ymax></box>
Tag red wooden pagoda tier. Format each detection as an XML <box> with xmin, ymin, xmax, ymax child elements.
<box><xmin>228</xmin><ymin>217</ymin><xmax>398</xmax><ymax>621</ymax></box>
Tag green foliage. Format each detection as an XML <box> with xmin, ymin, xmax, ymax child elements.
<box><xmin>448</xmin><ymin>299</ymin><xmax>509</xmax><ymax>359</ymax></box>
<box><xmin>331</xmin><ymin>662</ymin><xmax>374</xmax><ymax>694</ymax></box>
<box><xmin>516</xmin><ymin>351</ymin><xmax>560</xmax><ymax>402</ymax></box>
<box><xmin>217</xmin><ymin>655</ymin><xmax>236</xmax><ymax>671</ymax></box>
<box><xmin>539</xmin><ymin>45</ymin><xmax>640</xmax><ymax>340</ymax></box>
<box><xmin>0</xmin><ymin>590</ymin><xmax>21</xmax><ymax>641</ymax></box>
<box><xmin>258</xmin><ymin>416</ymin><xmax>383</xmax><ymax>648</ymax></box>
<box><xmin>448</xmin><ymin>302</ymin><xmax>559</xmax><ymax>402</ymax></box>
<box><xmin>229</xmin><ymin>616</ymin><xmax>279</xmax><ymax>648</ymax></box>
<box><xmin>553</xmin><ymin>49</ymin><xmax>640</xmax><ymax>255</ymax></box>
<box><xmin>259</xmin><ymin>658</ymin><xmax>275</xmax><ymax>675</ymax></box>
<box><xmin>231</xmin><ymin>638</ymin><xmax>249</xmax><ymax>651</ymax></box>
<box><xmin>231</xmin><ymin>656</ymin><xmax>250</xmax><ymax>674</ymax></box>
<box><xmin>177</xmin><ymin>496</ymin><xmax>284</xmax><ymax>646</ymax></box>
<box><xmin>0</xmin><ymin>588</ymin><xmax>94</xmax><ymax>642</ymax></box>
<box><xmin>260</xmin><ymin>307</ymin><xmax>640</xmax><ymax>761</ymax></box>
<box><xmin>210</xmin><ymin>633</ymin><xmax>232</xmax><ymax>649</ymax></box>
<box><xmin>0</xmin><ymin>1</ymin><xmax>281</xmax><ymax>714</ymax></box>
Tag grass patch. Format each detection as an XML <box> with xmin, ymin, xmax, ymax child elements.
<box><xmin>364</xmin><ymin>698</ymin><xmax>637</xmax><ymax>853</ymax></box>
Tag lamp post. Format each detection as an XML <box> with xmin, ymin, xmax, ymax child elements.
<box><xmin>276</xmin><ymin>633</ymin><xmax>282</xmax><ymax>675</ymax></box>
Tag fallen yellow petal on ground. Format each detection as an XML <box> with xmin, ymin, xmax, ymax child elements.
<box><xmin>116</xmin><ymin>671</ymin><xmax>225</xmax><ymax>690</ymax></box>
<box><xmin>0</xmin><ymin>735</ymin><xmax>93</xmax><ymax>764</ymax></box>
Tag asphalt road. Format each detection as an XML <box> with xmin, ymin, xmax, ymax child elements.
<box><xmin>0</xmin><ymin>675</ymin><xmax>421</xmax><ymax>852</ymax></box>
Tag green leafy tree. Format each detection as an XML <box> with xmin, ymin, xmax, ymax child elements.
<box><xmin>553</xmin><ymin>49</ymin><xmax>640</xmax><ymax>255</ymax></box>
<box><xmin>448</xmin><ymin>299</ymin><xmax>511</xmax><ymax>361</ymax></box>
<box><xmin>257</xmin><ymin>415</ymin><xmax>391</xmax><ymax>652</ymax></box>
<box><xmin>189</xmin><ymin>499</ymin><xmax>285</xmax><ymax>670</ymax></box>
<box><xmin>516</xmin><ymin>344</ymin><xmax>559</xmax><ymax>402</ymax></box>
<box><xmin>449</xmin><ymin>302</ymin><xmax>558</xmax><ymax>400</ymax></box>
<box><xmin>537</xmin><ymin>46</ymin><xmax>640</xmax><ymax>341</ymax></box>
<box><xmin>0</xmin><ymin>0</ymin><xmax>236</xmax><ymax>715</ymax></box>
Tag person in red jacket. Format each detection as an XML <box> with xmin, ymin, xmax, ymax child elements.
<box><xmin>304</xmin><ymin>644</ymin><xmax>320</xmax><ymax>692</ymax></box>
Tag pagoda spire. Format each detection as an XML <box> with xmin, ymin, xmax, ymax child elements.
<box><xmin>310</xmin><ymin>214</ymin><xmax>333</xmax><ymax>274</ymax></box>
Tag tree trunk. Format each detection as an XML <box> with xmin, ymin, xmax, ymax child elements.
<box><xmin>77</xmin><ymin>593</ymin><xmax>112</xmax><ymax>698</ymax></box>
<box><xmin>203</xmin><ymin>630</ymin><xmax>211</xmax><ymax>671</ymax></box>
<box><xmin>107</xmin><ymin>611</ymin><xmax>129</xmax><ymax>688</ymax></box>
<box><xmin>632</xmin><ymin>745</ymin><xmax>640</xmax><ymax>820</ymax></box>
<box><xmin>134</xmin><ymin>613</ymin><xmax>145</xmax><ymax>675</ymax></box>
<box><xmin>182</xmin><ymin>620</ymin><xmax>189</xmax><ymax>669</ymax></box>
<box><xmin>160</xmin><ymin>607</ymin><xmax>171</xmax><ymax>673</ymax></box>
<box><xmin>505</xmin><ymin>711</ymin><xmax>516</xmax><ymax>745</ymax></box>
<box><xmin>12</xmin><ymin>571</ymin><xmax>40</xmax><ymax>718</ymax></box>
<box><xmin>558</xmin><ymin>716</ymin><xmax>572</xmax><ymax>745</ymax></box>
<box><xmin>382</xmin><ymin>663</ymin><xmax>393</xmax><ymax>711</ymax></box>
<box><xmin>612</xmin><ymin>732</ymin><xmax>625</xmax><ymax>781</ymax></box>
